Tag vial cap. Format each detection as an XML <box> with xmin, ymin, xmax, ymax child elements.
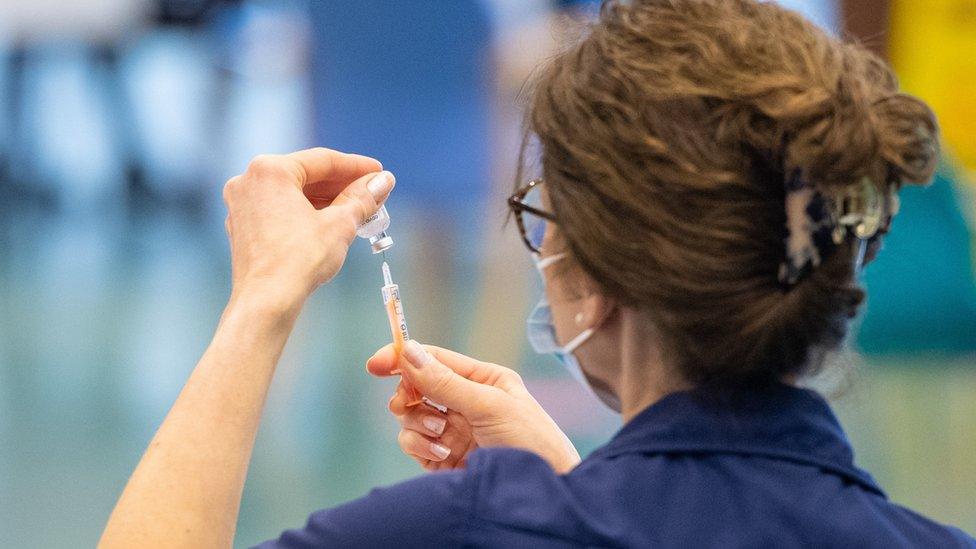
<box><xmin>371</xmin><ymin>235</ymin><xmax>394</xmax><ymax>254</ymax></box>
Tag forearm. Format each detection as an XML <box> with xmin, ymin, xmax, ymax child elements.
<box><xmin>100</xmin><ymin>146</ymin><xmax>388</xmax><ymax>547</ymax></box>
<box><xmin>100</xmin><ymin>290</ymin><xmax>302</xmax><ymax>548</ymax></box>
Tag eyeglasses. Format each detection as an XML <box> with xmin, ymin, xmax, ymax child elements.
<box><xmin>508</xmin><ymin>179</ymin><xmax>557</xmax><ymax>254</ymax></box>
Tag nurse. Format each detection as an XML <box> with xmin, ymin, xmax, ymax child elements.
<box><xmin>101</xmin><ymin>1</ymin><xmax>975</xmax><ymax>547</ymax></box>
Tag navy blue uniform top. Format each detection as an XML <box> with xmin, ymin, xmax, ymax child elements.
<box><xmin>256</xmin><ymin>383</ymin><xmax>975</xmax><ymax>548</ymax></box>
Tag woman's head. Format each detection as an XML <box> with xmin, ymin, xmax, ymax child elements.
<box><xmin>523</xmin><ymin>0</ymin><xmax>939</xmax><ymax>390</ymax></box>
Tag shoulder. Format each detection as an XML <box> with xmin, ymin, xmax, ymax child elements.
<box><xmin>254</xmin><ymin>467</ymin><xmax>476</xmax><ymax>548</ymax></box>
<box><xmin>461</xmin><ymin>448</ymin><xmax>620</xmax><ymax>546</ymax></box>
<box><xmin>465</xmin><ymin>446</ymin><xmax>563</xmax><ymax>494</ymax></box>
<box><xmin>254</xmin><ymin>448</ymin><xmax>566</xmax><ymax>549</ymax></box>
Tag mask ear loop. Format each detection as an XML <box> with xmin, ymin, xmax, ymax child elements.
<box><xmin>563</xmin><ymin>327</ymin><xmax>595</xmax><ymax>354</ymax></box>
<box><xmin>533</xmin><ymin>252</ymin><xmax>567</xmax><ymax>271</ymax></box>
<box><xmin>566</xmin><ymin>298</ymin><xmax>615</xmax><ymax>354</ymax></box>
<box><xmin>532</xmin><ymin>250</ymin><xmax>608</xmax><ymax>354</ymax></box>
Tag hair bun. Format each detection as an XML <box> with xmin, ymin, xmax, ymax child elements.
<box><xmin>873</xmin><ymin>93</ymin><xmax>940</xmax><ymax>185</ymax></box>
<box><xmin>525</xmin><ymin>0</ymin><xmax>942</xmax><ymax>388</ymax></box>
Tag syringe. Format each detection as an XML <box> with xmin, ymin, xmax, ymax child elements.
<box><xmin>380</xmin><ymin>261</ymin><xmax>447</xmax><ymax>413</ymax></box>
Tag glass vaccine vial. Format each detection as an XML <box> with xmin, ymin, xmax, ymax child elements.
<box><xmin>357</xmin><ymin>205</ymin><xmax>394</xmax><ymax>253</ymax></box>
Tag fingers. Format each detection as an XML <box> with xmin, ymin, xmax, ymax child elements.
<box><xmin>286</xmin><ymin>147</ymin><xmax>382</xmax><ymax>192</ymax></box>
<box><xmin>397</xmin><ymin>429</ymin><xmax>452</xmax><ymax>463</ymax></box>
<box><xmin>397</xmin><ymin>408</ymin><xmax>473</xmax><ymax>470</ymax></box>
<box><xmin>412</xmin><ymin>455</ymin><xmax>436</xmax><ymax>471</ymax></box>
<box><xmin>371</xmin><ymin>340</ymin><xmax>526</xmax><ymax>417</ymax></box>
<box><xmin>425</xmin><ymin>345</ymin><xmax>522</xmax><ymax>390</ymax></box>
<box><xmin>400</xmin><ymin>408</ymin><xmax>447</xmax><ymax>437</ymax></box>
<box><xmin>367</xmin><ymin>344</ymin><xmax>400</xmax><ymax>377</ymax></box>
<box><xmin>398</xmin><ymin>340</ymin><xmax>505</xmax><ymax>415</ymax></box>
<box><xmin>320</xmin><ymin>170</ymin><xmax>395</xmax><ymax>244</ymax></box>
<box><xmin>388</xmin><ymin>381</ymin><xmax>408</xmax><ymax>416</ymax></box>
<box><xmin>236</xmin><ymin>149</ymin><xmax>383</xmax><ymax>209</ymax></box>
<box><xmin>368</xmin><ymin>342</ymin><xmax>520</xmax><ymax>391</ymax></box>
<box><xmin>389</xmin><ymin>380</ymin><xmax>445</xmax><ymax>417</ymax></box>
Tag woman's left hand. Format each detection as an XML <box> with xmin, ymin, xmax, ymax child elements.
<box><xmin>367</xmin><ymin>342</ymin><xmax>581</xmax><ymax>474</ymax></box>
<box><xmin>222</xmin><ymin>148</ymin><xmax>393</xmax><ymax>309</ymax></box>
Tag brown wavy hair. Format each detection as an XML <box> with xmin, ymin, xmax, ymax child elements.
<box><xmin>524</xmin><ymin>0</ymin><xmax>939</xmax><ymax>386</ymax></box>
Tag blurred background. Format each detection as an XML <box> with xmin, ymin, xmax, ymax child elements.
<box><xmin>0</xmin><ymin>0</ymin><xmax>973</xmax><ymax>546</ymax></box>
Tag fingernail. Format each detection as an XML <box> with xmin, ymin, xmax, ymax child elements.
<box><xmin>366</xmin><ymin>171</ymin><xmax>395</xmax><ymax>201</ymax></box>
<box><xmin>430</xmin><ymin>442</ymin><xmax>451</xmax><ymax>460</ymax></box>
<box><xmin>403</xmin><ymin>340</ymin><xmax>431</xmax><ymax>368</ymax></box>
<box><xmin>423</xmin><ymin>416</ymin><xmax>447</xmax><ymax>436</ymax></box>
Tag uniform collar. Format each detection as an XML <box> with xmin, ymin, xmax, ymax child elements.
<box><xmin>588</xmin><ymin>382</ymin><xmax>885</xmax><ymax>497</ymax></box>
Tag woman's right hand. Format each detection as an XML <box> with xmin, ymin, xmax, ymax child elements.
<box><xmin>366</xmin><ymin>341</ymin><xmax>581</xmax><ymax>474</ymax></box>
<box><xmin>222</xmin><ymin>148</ymin><xmax>392</xmax><ymax>311</ymax></box>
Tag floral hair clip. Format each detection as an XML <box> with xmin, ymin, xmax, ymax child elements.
<box><xmin>778</xmin><ymin>170</ymin><xmax>898</xmax><ymax>287</ymax></box>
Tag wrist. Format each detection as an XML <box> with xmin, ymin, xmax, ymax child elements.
<box><xmin>536</xmin><ymin>414</ymin><xmax>581</xmax><ymax>474</ymax></box>
<box><xmin>550</xmin><ymin>449</ymin><xmax>582</xmax><ymax>474</ymax></box>
<box><xmin>544</xmin><ymin>437</ymin><xmax>581</xmax><ymax>474</ymax></box>
<box><xmin>229</xmin><ymin>279</ymin><xmax>306</xmax><ymax>320</ymax></box>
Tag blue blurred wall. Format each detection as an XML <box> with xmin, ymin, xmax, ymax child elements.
<box><xmin>308</xmin><ymin>1</ymin><xmax>492</xmax><ymax>214</ymax></box>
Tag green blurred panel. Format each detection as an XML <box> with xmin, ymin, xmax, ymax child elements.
<box><xmin>832</xmin><ymin>360</ymin><xmax>976</xmax><ymax>534</ymax></box>
<box><xmin>859</xmin><ymin>163</ymin><xmax>976</xmax><ymax>354</ymax></box>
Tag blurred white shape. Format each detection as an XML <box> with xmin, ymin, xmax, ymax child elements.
<box><xmin>0</xmin><ymin>0</ymin><xmax>151</xmax><ymax>42</ymax></box>
<box><xmin>489</xmin><ymin>0</ymin><xmax>565</xmax><ymax>93</ymax></box>
<box><xmin>227</xmin><ymin>1</ymin><xmax>310</xmax><ymax>80</ymax></box>
<box><xmin>775</xmin><ymin>0</ymin><xmax>840</xmax><ymax>34</ymax></box>
<box><xmin>20</xmin><ymin>46</ymin><xmax>126</xmax><ymax>210</ymax></box>
<box><xmin>213</xmin><ymin>3</ymin><xmax>312</xmax><ymax>190</ymax></box>
<box><xmin>0</xmin><ymin>45</ymin><xmax>9</xmax><ymax>160</ymax></box>
<box><xmin>217</xmin><ymin>78</ymin><xmax>312</xmax><ymax>182</ymax></box>
<box><xmin>484</xmin><ymin>0</ymin><xmax>550</xmax><ymax>32</ymax></box>
<box><xmin>121</xmin><ymin>30</ymin><xmax>214</xmax><ymax>193</ymax></box>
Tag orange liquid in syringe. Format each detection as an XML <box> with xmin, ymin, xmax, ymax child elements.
<box><xmin>382</xmin><ymin>274</ymin><xmax>423</xmax><ymax>407</ymax></box>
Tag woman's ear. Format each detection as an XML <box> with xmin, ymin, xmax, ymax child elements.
<box><xmin>578</xmin><ymin>278</ymin><xmax>616</xmax><ymax>331</ymax></box>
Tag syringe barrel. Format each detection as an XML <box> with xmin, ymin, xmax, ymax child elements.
<box><xmin>381</xmin><ymin>282</ymin><xmax>423</xmax><ymax>407</ymax></box>
<box><xmin>381</xmin><ymin>284</ymin><xmax>410</xmax><ymax>351</ymax></box>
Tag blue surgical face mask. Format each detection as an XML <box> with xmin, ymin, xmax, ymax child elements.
<box><xmin>526</xmin><ymin>253</ymin><xmax>621</xmax><ymax>412</ymax></box>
